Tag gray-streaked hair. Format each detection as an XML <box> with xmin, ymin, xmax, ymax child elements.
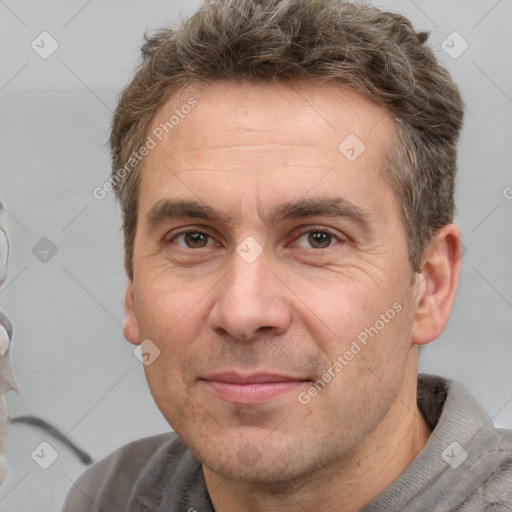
<box><xmin>110</xmin><ymin>0</ymin><xmax>464</xmax><ymax>277</ymax></box>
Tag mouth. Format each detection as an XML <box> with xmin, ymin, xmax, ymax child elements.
<box><xmin>199</xmin><ymin>372</ymin><xmax>309</xmax><ymax>405</ymax></box>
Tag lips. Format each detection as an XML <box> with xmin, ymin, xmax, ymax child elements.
<box><xmin>200</xmin><ymin>372</ymin><xmax>308</xmax><ymax>405</ymax></box>
<box><xmin>204</xmin><ymin>372</ymin><xmax>303</xmax><ymax>384</ymax></box>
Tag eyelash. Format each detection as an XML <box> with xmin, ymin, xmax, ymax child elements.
<box><xmin>293</xmin><ymin>227</ymin><xmax>346</xmax><ymax>249</ymax></box>
<box><xmin>167</xmin><ymin>228</ymin><xmax>219</xmax><ymax>249</ymax></box>
<box><xmin>166</xmin><ymin>226</ymin><xmax>346</xmax><ymax>250</ymax></box>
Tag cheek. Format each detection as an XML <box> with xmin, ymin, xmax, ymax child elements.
<box><xmin>305</xmin><ymin>294</ymin><xmax>414</xmax><ymax>434</ymax></box>
<box><xmin>293</xmin><ymin>270</ymin><xmax>414</xmax><ymax>390</ymax></box>
<box><xmin>294</xmin><ymin>272</ymin><xmax>396</xmax><ymax>339</ymax></box>
<box><xmin>135</xmin><ymin>268</ymin><xmax>210</xmax><ymax>331</ymax></box>
<box><xmin>134</xmin><ymin>274</ymin><xmax>213</xmax><ymax>379</ymax></box>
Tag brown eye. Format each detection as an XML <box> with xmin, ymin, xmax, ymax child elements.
<box><xmin>294</xmin><ymin>230</ymin><xmax>339</xmax><ymax>249</ymax></box>
<box><xmin>173</xmin><ymin>231</ymin><xmax>213</xmax><ymax>248</ymax></box>
<box><xmin>307</xmin><ymin>231</ymin><xmax>332</xmax><ymax>249</ymax></box>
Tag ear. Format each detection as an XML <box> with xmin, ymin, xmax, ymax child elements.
<box><xmin>123</xmin><ymin>278</ymin><xmax>141</xmax><ymax>345</ymax></box>
<box><xmin>411</xmin><ymin>224</ymin><xmax>462</xmax><ymax>346</ymax></box>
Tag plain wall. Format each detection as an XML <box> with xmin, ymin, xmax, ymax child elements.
<box><xmin>0</xmin><ymin>0</ymin><xmax>511</xmax><ymax>510</ymax></box>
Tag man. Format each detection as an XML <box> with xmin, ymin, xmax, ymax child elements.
<box><xmin>63</xmin><ymin>0</ymin><xmax>512</xmax><ymax>510</ymax></box>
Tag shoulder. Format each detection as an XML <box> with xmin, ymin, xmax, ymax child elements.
<box><xmin>460</xmin><ymin>428</ymin><xmax>512</xmax><ymax>510</ymax></box>
<box><xmin>478</xmin><ymin>428</ymin><xmax>512</xmax><ymax>505</ymax></box>
<box><xmin>61</xmin><ymin>432</ymin><xmax>185</xmax><ymax>511</ymax></box>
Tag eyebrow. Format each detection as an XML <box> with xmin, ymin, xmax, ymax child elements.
<box><xmin>146</xmin><ymin>200</ymin><xmax>231</xmax><ymax>231</ymax></box>
<box><xmin>145</xmin><ymin>197</ymin><xmax>372</xmax><ymax>233</ymax></box>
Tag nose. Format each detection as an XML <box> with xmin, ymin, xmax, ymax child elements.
<box><xmin>208</xmin><ymin>250</ymin><xmax>292</xmax><ymax>342</ymax></box>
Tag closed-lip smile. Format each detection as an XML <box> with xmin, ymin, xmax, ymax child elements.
<box><xmin>200</xmin><ymin>372</ymin><xmax>309</xmax><ymax>405</ymax></box>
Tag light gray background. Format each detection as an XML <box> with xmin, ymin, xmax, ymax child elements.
<box><xmin>1</xmin><ymin>0</ymin><xmax>511</xmax><ymax>510</ymax></box>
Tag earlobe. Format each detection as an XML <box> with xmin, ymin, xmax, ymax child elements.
<box><xmin>123</xmin><ymin>279</ymin><xmax>141</xmax><ymax>345</ymax></box>
<box><xmin>411</xmin><ymin>224</ymin><xmax>462</xmax><ymax>346</ymax></box>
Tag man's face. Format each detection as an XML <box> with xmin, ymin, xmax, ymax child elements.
<box><xmin>126</xmin><ymin>82</ymin><xmax>423</xmax><ymax>483</ymax></box>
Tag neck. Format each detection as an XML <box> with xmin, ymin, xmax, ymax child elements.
<box><xmin>203</xmin><ymin>359</ymin><xmax>431</xmax><ymax>512</ymax></box>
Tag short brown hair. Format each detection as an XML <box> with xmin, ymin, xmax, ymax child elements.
<box><xmin>110</xmin><ymin>0</ymin><xmax>464</xmax><ymax>277</ymax></box>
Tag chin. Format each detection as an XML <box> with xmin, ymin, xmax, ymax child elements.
<box><xmin>197</xmin><ymin>432</ymin><xmax>336</xmax><ymax>488</ymax></box>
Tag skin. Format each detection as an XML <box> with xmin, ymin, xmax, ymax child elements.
<box><xmin>123</xmin><ymin>81</ymin><xmax>462</xmax><ymax>512</ymax></box>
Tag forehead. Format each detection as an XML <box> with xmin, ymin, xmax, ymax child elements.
<box><xmin>149</xmin><ymin>80</ymin><xmax>394</xmax><ymax>152</ymax></box>
<box><xmin>138</xmin><ymin>80</ymin><xmax>398</xmax><ymax>222</ymax></box>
